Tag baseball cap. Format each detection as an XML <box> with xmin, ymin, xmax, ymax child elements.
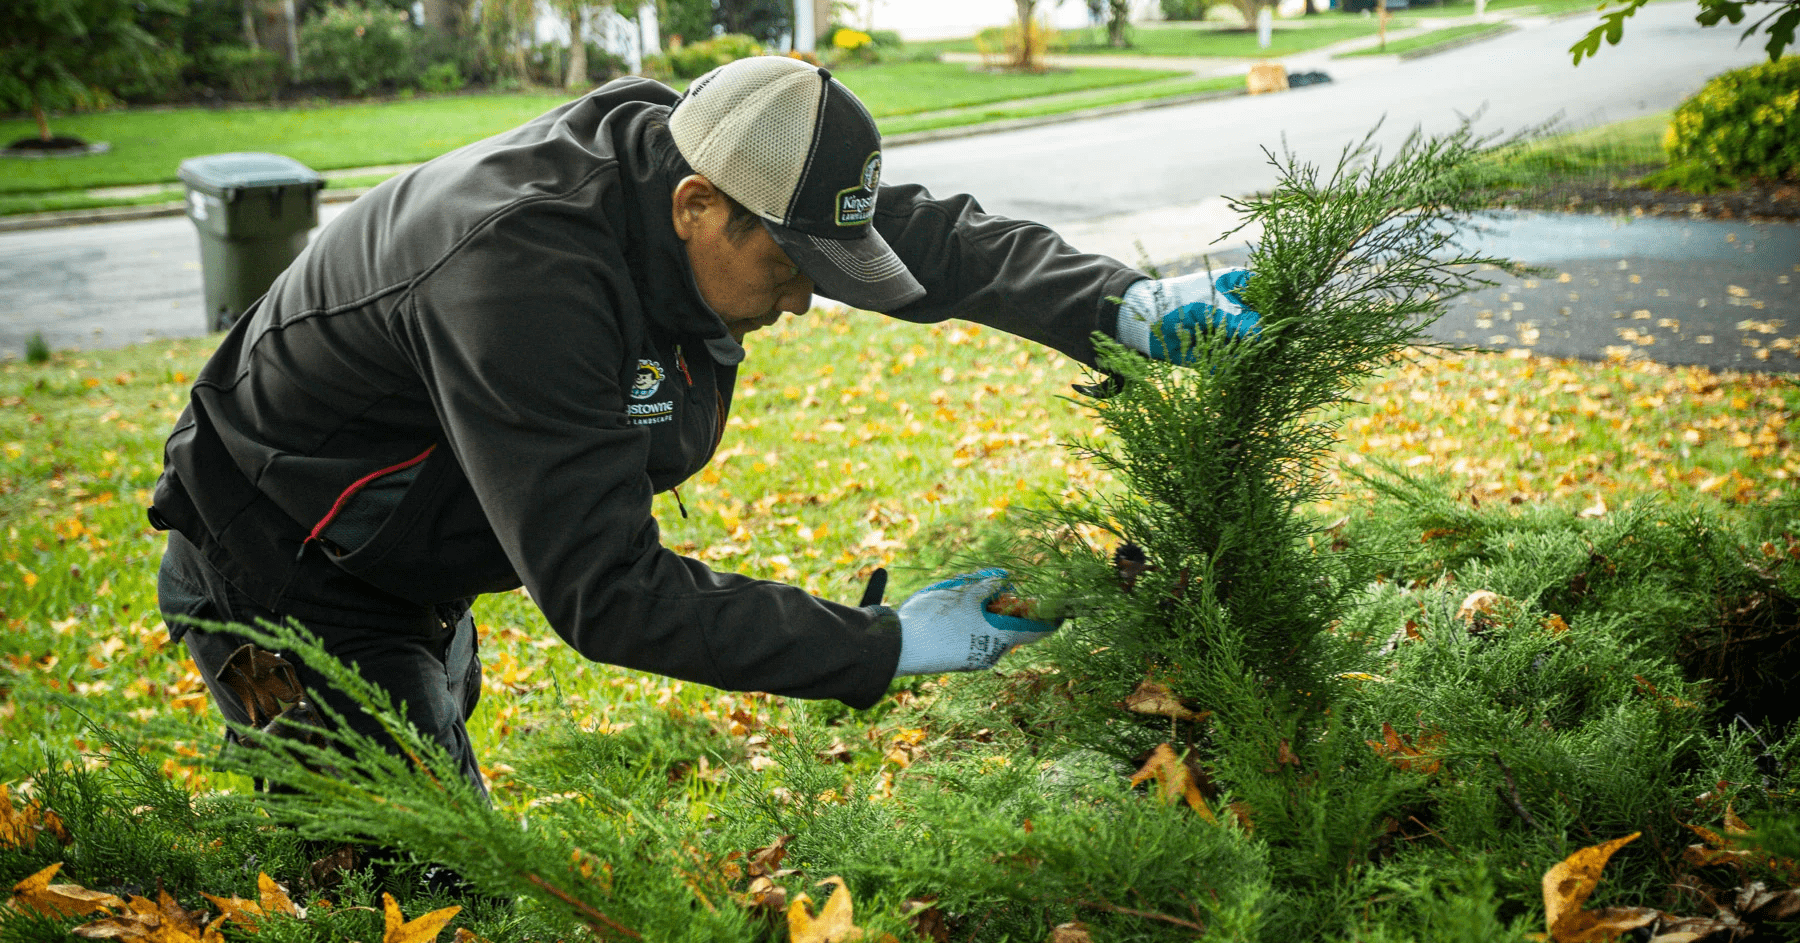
<box><xmin>669</xmin><ymin>56</ymin><xmax>927</xmax><ymax>312</ymax></box>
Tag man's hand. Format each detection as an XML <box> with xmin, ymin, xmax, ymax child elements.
<box><xmin>889</xmin><ymin>568</ymin><xmax>1059</xmax><ymax>676</ymax></box>
<box><xmin>1116</xmin><ymin>268</ymin><xmax>1261</xmax><ymax>364</ymax></box>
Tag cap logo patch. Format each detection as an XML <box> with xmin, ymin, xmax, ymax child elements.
<box><xmin>630</xmin><ymin>359</ymin><xmax>664</xmax><ymax>400</ymax></box>
<box><xmin>834</xmin><ymin>151</ymin><xmax>881</xmax><ymax>227</ymax></box>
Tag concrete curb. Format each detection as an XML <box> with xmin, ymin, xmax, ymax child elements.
<box><xmin>1397</xmin><ymin>21</ymin><xmax>1519</xmax><ymax>59</ymax></box>
<box><xmin>883</xmin><ymin>85</ymin><xmax>1247</xmax><ymax>147</ymax></box>
<box><xmin>0</xmin><ymin>186</ymin><xmax>375</xmax><ymax>233</ymax></box>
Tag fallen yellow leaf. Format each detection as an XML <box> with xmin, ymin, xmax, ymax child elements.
<box><xmin>10</xmin><ymin>862</ymin><xmax>124</xmax><ymax>917</ymax></box>
<box><xmin>1129</xmin><ymin>744</ymin><xmax>1218</xmax><ymax>823</ymax></box>
<box><xmin>1542</xmin><ymin>833</ymin><xmax>1657</xmax><ymax>942</ymax></box>
<box><xmin>787</xmin><ymin>876</ymin><xmax>864</xmax><ymax>943</ymax></box>
<box><xmin>382</xmin><ymin>892</ymin><xmax>461</xmax><ymax>943</ymax></box>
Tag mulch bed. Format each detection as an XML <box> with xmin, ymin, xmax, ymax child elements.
<box><xmin>1487</xmin><ymin>177</ymin><xmax>1800</xmax><ymax>222</ymax></box>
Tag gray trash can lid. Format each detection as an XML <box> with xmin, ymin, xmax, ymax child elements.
<box><xmin>178</xmin><ymin>152</ymin><xmax>321</xmax><ymax>195</ymax></box>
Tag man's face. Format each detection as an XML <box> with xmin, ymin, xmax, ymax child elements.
<box><xmin>672</xmin><ymin>176</ymin><xmax>815</xmax><ymax>341</ymax></box>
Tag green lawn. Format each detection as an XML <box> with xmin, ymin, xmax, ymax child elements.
<box><xmin>1336</xmin><ymin>20</ymin><xmax>1511</xmax><ymax>55</ymax></box>
<box><xmin>0</xmin><ymin>93</ymin><xmax>576</xmax><ymax>195</ymax></box>
<box><xmin>880</xmin><ymin>74</ymin><xmax>1242</xmax><ymax>137</ymax></box>
<box><xmin>1062</xmin><ymin>19</ymin><xmax>1383</xmax><ymax>55</ymax></box>
<box><xmin>1471</xmin><ymin>109</ymin><xmax>1670</xmax><ymax>192</ymax></box>
<box><xmin>830</xmin><ymin>60</ymin><xmax>1183</xmax><ymax>116</ymax></box>
<box><xmin>0</xmin><ymin>64</ymin><xmax>1180</xmax><ymax>200</ymax></box>
<box><xmin>916</xmin><ymin>17</ymin><xmax>1388</xmax><ymax>58</ymax></box>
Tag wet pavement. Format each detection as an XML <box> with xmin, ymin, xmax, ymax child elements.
<box><xmin>1440</xmin><ymin>212</ymin><xmax>1799</xmax><ymax>373</ymax></box>
<box><xmin>1164</xmin><ymin>211</ymin><xmax>1800</xmax><ymax>374</ymax></box>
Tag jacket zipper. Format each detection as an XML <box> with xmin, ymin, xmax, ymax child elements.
<box><xmin>297</xmin><ymin>444</ymin><xmax>436</xmax><ymax>560</ymax></box>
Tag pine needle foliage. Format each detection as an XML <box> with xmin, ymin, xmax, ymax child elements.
<box><xmin>991</xmin><ymin>123</ymin><xmax>1514</xmax><ymax>888</ymax></box>
<box><xmin>208</xmin><ymin>618</ymin><xmax>772</xmax><ymax>942</ymax></box>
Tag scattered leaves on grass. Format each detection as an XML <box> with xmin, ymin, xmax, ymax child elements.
<box><xmin>72</xmin><ymin>889</ymin><xmax>225</xmax><ymax>942</ymax></box>
<box><xmin>1048</xmin><ymin>922</ymin><xmax>1093</xmax><ymax>942</ymax></box>
<box><xmin>9</xmin><ymin>862</ymin><xmax>123</xmax><ymax>917</ymax></box>
<box><xmin>200</xmin><ymin>872</ymin><xmax>302</xmax><ymax>929</ymax></box>
<box><xmin>1542</xmin><ymin>832</ymin><xmax>1658</xmax><ymax>942</ymax></box>
<box><xmin>0</xmin><ymin>783</ymin><xmax>70</xmax><ymax>849</ymax></box>
<box><xmin>381</xmin><ymin>892</ymin><xmax>460</xmax><ymax>943</ymax></box>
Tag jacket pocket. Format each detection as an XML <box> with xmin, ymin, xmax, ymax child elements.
<box><xmin>318</xmin><ymin>445</ymin><xmax>519</xmax><ymax>606</ymax></box>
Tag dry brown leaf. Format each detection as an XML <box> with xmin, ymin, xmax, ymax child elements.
<box><xmin>1122</xmin><ymin>682</ymin><xmax>1210</xmax><ymax>723</ymax></box>
<box><xmin>10</xmin><ymin>862</ymin><xmax>124</xmax><ymax>917</ymax></box>
<box><xmin>786</xmin><ymin>876</ymin><xmax>863</xmax><ymax>943</ymax></box>
<box><xmin>1129</xmin><ymin>744</ymin><xmax>1218</xmax><ymax>823</ymax></box>
<box><xmin>744</xmin><ymin>876</ymin><xmax>789</xmax><ymax>914</ymax></box>
<box><xmin>903</xmin><ymin>897</ymin><xmax>948</xmax><ymax>942</ymax></box>
<box><xmin>1543</xmin><ymin>832</ymin><xmax>1644</xmax><ymax>942</ymax></box>
<box><xmin>451</xmin><ymin>929</ymin><xmax>492</xmax><ymax>943</ymax></box>
<box><xmin>74</xmin><ymin>889</ymin><xmax>225</xmax><ymax>943</ymax></box>
<box><xmin>1366</xmin><ymin>722</ymin><xmax>1443</xmax><ymax>775</ymax></box>
<box><xmin>1049</xmin><ymin>921</ymin><xmax>1093</xmax><ymax>942</ymax></box>
<box><xmin>198</xmin><ymin>891</ymin><xmax>264</xmax><ymax>929</ymax></box>
<box><xmin>1735</xmin><ymin>881</ymin><xmax>1800</xmax><ymax>921</ymax></box>
<box><xmin>748</xmin><ymin>834</ymin><xmax>794</xmax><ymax>878</ymax></box>
<box><xmin>381</xmin><ymin>892</ymin><xmax>461</xmax><ymax>943</ymax></box>
<box><xmin>0</xmin><ymin>784</ymin><xmax>70</xmax><ymax>849</ymax></box>
<box><xmin>1456</xmin><ymin>590</ymin><xmax>1505</xmax><ymax>625</ymax></box>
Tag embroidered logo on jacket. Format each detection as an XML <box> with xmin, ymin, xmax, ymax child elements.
<box><xmin>631</xmin><ymin>360</ymin><xmax>664</xmax><ymax>400</ymax></box>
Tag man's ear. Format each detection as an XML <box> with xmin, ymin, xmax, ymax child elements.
<box><xmin>671</xmin><ymin>174</ymin><xmax>719</xmax><ymax>241</ymax></box>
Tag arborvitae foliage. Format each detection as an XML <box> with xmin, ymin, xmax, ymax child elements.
<box><xmin>992</xmin><ymin>124</ymin><xmax>1513</xmax><ymax>893</ymax></box>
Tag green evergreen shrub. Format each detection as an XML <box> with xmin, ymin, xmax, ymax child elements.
<box><xmin>656</xmin><ymin>0</ymin><xmax>714</xmax><ymax>46</ymax></box>
<box><xmin>205</xmin><ymin>45</ymin><xmax>283</xmax><ymax>100</ymax></box>
<box><xmin>298</xmin><ymin>3</ymin><xmax>421</xmax><ymax>96</ymax></box>
<box><xmin>659</xmin><ymin>33</ymin><xmax>762</xmax><ymax>79</ymax></box>
<box><xmin>415</xmin><ymin>59</ymin><xmax>466</xmax><ymax>94</ymax></box>
<box><xmin>1664</xmin><ymin>56</ymin><xmax>1800</xmax><ymax>180</ymax></box>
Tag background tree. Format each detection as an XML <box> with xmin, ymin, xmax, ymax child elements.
<box><xmin>0</xmin><ymin>0</ymin><xmax>183</xmax><ymax>145</ymax></box>
<box><xmin>1572</xmin><ymin>0</ymin><xmax>1797</xmax><ymax>62</ymax></box>
<box><xmin>714</xmin><ymin>0</ymin><xmax>789</xmax><ymax>45</ymax></box>
<box><xmin>657</xmin><ymin>0</ymin><xmax>712</xmax><ymax>43</ymax></box>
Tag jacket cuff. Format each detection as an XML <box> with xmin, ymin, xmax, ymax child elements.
<box><xmin>840</xmin><ymin>605</ymin><xmax>903</xmax><ymax>709</ymax></box>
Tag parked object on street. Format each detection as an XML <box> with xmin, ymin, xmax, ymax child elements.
<box><xmin>1247</xmin><ymin>61</ymin><xmax>1289</xmax><ymax>94</ymax></box>
<box><xmin>177</xmin><ymin>152</ymin><xmax>322</xmax><ymax>331</ymax></box>
<box><xmin>1288</xmin><ymin>70</ymin><xmax>1333</xmax><ymax>87</ymax></box>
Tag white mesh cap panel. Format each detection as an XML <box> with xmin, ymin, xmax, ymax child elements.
<box><xmin>669</xmin><ymin>57</ymin><xmax>822</xmax><ymax>223</ymax></box>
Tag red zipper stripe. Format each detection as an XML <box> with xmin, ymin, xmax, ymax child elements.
<box><xmin>306</xmin><ymin>444</ymin><xmax>436</xmax><ymax>543</ymax></box>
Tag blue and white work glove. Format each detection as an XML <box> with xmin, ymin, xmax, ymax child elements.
<box><xmin>1115</xmin><ymin>268</ymin><xmax>1262</xmax><ymax>364</ymax></box>
<box><xmin>889</xmin><ymin>568</ymin><xmax>1059</xmax><ymax>677</ymax></box>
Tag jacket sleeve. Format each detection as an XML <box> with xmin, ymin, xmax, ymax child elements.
<box><xmin>871</xmin><ymin>183</ymin><xmax>1149</xmax><ymax>367</ymax></box>
<box><xmin>398</xmin><ymin>208</ymin><xmax>901</xmax><ymax>709</ymax></box>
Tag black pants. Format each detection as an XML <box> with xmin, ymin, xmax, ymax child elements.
<box><xmin>156</xmin><ymin>532</ymin><xmax>488</xmax><ymax>800</ymax></box>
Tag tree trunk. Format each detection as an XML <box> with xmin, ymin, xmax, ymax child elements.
<box><xmin>1108</xmin><ymin>0</ymin><xmax>1129</xmax><ymax>46</ymax></box>
<box><xmin>30</xmin><ymin>93</ymin><xmax>51</xmax><ymax>142</ymax></box>
<box><xmin>1013</xmin><ymin>0</ymin><xmax>1037</xmax><ymax>70</ymax></box>
<box><xmin>565</xmin><ymin>5</ymin><xmax>587</xmax><ymax>88</ymax></box>
<box><xmin>242</xmin><ymin>0</ymin><xmax>261</xmax><ymax>49</ymax></box>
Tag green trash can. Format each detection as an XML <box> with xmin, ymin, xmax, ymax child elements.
<box><xmin>178</xmin><ymin>152</ymin><xmax>323</xmax><ymax>331</ymax></box>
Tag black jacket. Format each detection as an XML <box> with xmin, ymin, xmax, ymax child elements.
<box><xmin>152</xmin><ymin>77</ymin><xmax>1144</xmax><ymax>708</ymax></box>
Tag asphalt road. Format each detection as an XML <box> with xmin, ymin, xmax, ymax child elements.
<box><xmin>0</xmin><ymin>4</ymin><xmax>1786</xmax><ymax>365</ymax></box>
<box><xmin>882</xmin><ymin>3</ymin><xmax>1774</xmax><ymax>224</ymax></box>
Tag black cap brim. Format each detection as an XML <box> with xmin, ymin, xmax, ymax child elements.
<box><xmin>766</xmin><ymin>220</ymin><xmax>927</xmax><ymax>312</ymax></box>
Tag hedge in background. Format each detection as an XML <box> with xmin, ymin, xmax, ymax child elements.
<box><xmin>1664</xmin><ymin>55</ymin><xmax>1800</xmax><ymax>180</ymax></box>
